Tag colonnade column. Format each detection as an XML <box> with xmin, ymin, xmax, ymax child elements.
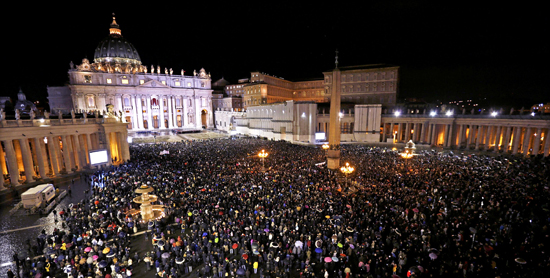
<box><xmin>483</xmin><ymin>126</ymin><xmax>492</xmax><ymax>151</ymax></box>
<box><xmin>61</xmin><ymin>135</ymin><xmax>73</xmax><ymax>173</ymax></box>
<box><xmin>430</xmin><ymin>124</ymin><xmax>438</xmax><ymax>146</ymax></box>
<box><xmin>3</xmin><ymin>140</ymin><xmax>20</xmax><ymax>186</ymax></box>
<box><xmin>543</xmin><ymin>128</ymin><xmax>550</xmax><ymax>157</ymax></box>
<box><xmin>167</xmin><ymin>96</ymin><xmax>174</xmax><ymax>129</ymax></box>
<box><xmin>475</xmin><ymin>126</ymin><xmax>483</xmax><ymax>150</ymax></box>
<box><xmin>467</xmin><ymin>125</ymin><xmax>474</xmax><ymax>148</ymax></box>
<box><xmin>396</xmin><ymin>123</ymin><xmax>403</xmax><ymax>143</ymax></box>
<box><xmin>447</xmin><ymin>124</ymin><xmax>454</xmax><ymax>147</ymax></box>
<box><xmin>159</xmin><ymin>95</ymin><xmax>165</xmax><ymax>129</ymax></box>
<box><xmin>382</xmin><ymin>123</ymin><xmax>389</xmax><ymax>142</ymax></box>
<box><xmin>0</xmin><ymin>143</ymin><xmax>6</xmax><ymax>189</ymax></box>
<box><xmin>32</xmin><ymin>138</ymin><xmax>47</xmax><ymax>179</ymax></box>
<box><xmin>493</xmin><ymin>126</ymin><xmax>502</xmax><ymax>152</ymax></box>
<box><xmin>173</xmin><ymin>96</ymin><xmax>179</xmax><ymax>128</ymax></box>
<box><xmin>136</xmin><ymin>95</ymin><xmax>144</xmax><ymax>130</ymax></box>
<box><xmin>73</xmin><ymin>134</ymin><xmax>84</xmax><ymax>169</ymax></box>
<box><xmin>532</xmin><ymin>128</ymin><xmax>542</xmax><ymax>155</ymax></box>
<box><xmin>511</xmin><ymin>127</ymin><xmax>522</xmax><ymax>155</ymax></box>
<box><xmin>131</xmin><ymin>95</ymin><xmax>139</xmax><ymax>130</ymax></box>
<box><xmin>522</xmin><ymin>128</ymin><xmax>531</xmax><ymax>155</ymax></box>
<box><xmin>404</xmin><ymin>123</ymin><xmax>411</xmax><ymax>142</ymax></box>
<box><xmin>19</xmin><ymin>139</ymin><xmax>35</xmax><ymax>183</ymax></box>
<box><xmin>47</xmin><ymin>136</ymin><xmax>60</xmax><ymax>176</ymax></box>
<box><xmin>457</xmin><ymin>124</ymin><xmax>465</xmax><ymax>149</ymax></box>
<box><xmin>420</xmin><ymin>122</ymin><xmax>427</xmax><ymax>144</ymax></box>
<box><xmin>146</xmin><ymin>95</ymin><xmax>153</xmax><ymax>130</ymax></box>
<box><xmin>503</xmin><ymin>127</ymin><xmax>512</xmax><ymax>153</ymax></box>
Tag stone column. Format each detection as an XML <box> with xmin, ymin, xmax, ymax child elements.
<box><xmin>522</xmin><ymin>127</ymin><xmax>531</xmax><ymax>155</ymax></box>
<box><xmin>404</xmin><ymin>123</ymin><xmax>411</xmax><ymax>142</ymax></box>
<box><xmin>86</xmin><ymin>133</ymin><xmax>93</xmax><ymax>163</ymax></box>
<box><xmin>396</xmin><ymin>123</ymin><xmax>403</xmax><ymax>143</ymax></box>
<box><xmin>443</xmin><ymin>124</ymin><xmax>450</xmax><ymax>147</ymax></box>
<box><xmin>420</xmin><ymin>122</ymin><xmax>427</xmax><ymax>144</ymax></box>
<box><xmin>502</xmin><ymin>127</ymin><xmax>511</xmax><ymax>153</ymax></box>
<box><xmin>426</xmin><ymin>124</ymin><xmax>433</xmax><ymax>145</ymax></box>
<box><xmin>3</xmin><ymin>140</ymin><xmax>20</xmax><ymax>186</ymax></box>
<box><xmin>458</xmin><ymin>124</ymin><xmax>464</xmax><ymax>149</ymax></box>
<box><xmin>431</xmin><ymin>124</ymin><xmax>438</xmax><ymax>146</ymax></box>
<box><xmin>159</xmin><ymin>95</ymin><xmax>165</xmax><ymax>129</ymax></box>
<box><xmin>475</xmin><ymin>126</ymin><xmax>483</xmax><ymax>150</ymax></box>
<box><xmin>195</xmin><ymin>96</ymin><xmax>202</xmax><ymax>129</ymax></box>
<box><xmin>73</xmin><ymin>134</ymin><xmax>84</xmax><ymax>169</ymax></box>
<box><xmin>136</xmin><ymin>95</ymin><xmax>143</xmax><ymax>130</ymax></box>
<box><xmin>167</xmin><ymin>95</ymin><xmax>174</xmax><ymax>128</ymax></box>
<box><xmin>532</xmin><ymin>128</ymin><xmax>542</xmax><ymax>155</ymax></box>
<box><xmin>467</xmin><ymin>125</ymin><xmax>474</xmax><ymax>148</ymax></box>
<box><xmin>327</xmin><ymin>68</ymin><xmax>341</xmax><ymax>170</ymax></box>
<box><xmin>32</xmin><ymin>138</ymin><xmax>47</xmax><ymax>179</ymax></box>
<box><xmin>174</xmin><ymin>96</ymin><xmax>180</xmax><ymax>127</ymax></box>
<box><xmin>104</xmin><ymin>132</ymin><xmax>112</xmax><ymax>166</ymax></box>
<box><xmin>47</xmin><ymin>137</ymin><xmax>60</xmax><ymax>176</ymax></box>
<box><xmin>543</xmin><ymin>128</ymin><xmax>550</xmax><ymax>157</ymax></box>
<box><xmin>0</xmin><ymin>143</ymin><xmax>7</xmax><ymax>189</ymax></box>
<box><xmin>19</xmin><ymin>138</ymin><xmax>35</xmax><ymax>183</ymax></box>
<box><xmin>120</xmin><ymin>130</ymin><xmax>130</xmax><ymax>162</ymax></box>
<box><xmin>493</xmin><ymin>126</ymin><xmax>502</xmax><ymax>152</ymax></box>
<box><xmin>511</xmin><ymin>127</ymin><xmax>521</xmax><ymax>155</ymax></box>
<box><xmin>131</xmin><ymin>95</ymin><xmax>139</xmax><ymax>130</ymax></box>
<box><xmin>67</xmin><ymin>135</ymin><xmax>77</xmax><ymax>170</ymax></box>
<box><xmin>61</xmin><ymin>135</ymin><xmax>73</xmax><ymax>173</ymax></box>
<box><xmin>483</xmin><ymin>126</ymin><xmax>492</xmax><ymax>151</ymax></box>
<box><xmin>447</xmin><ymin>123</ymin><xmax>454</xmax><ymax>147</ymax></box>
<box><xmin>146</xmin><ymin>95</ymin><xmax>153</xmax><ymax>130</ymax></box>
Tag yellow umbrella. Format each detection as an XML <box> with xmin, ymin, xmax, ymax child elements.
<box><xmin>102</xmin><ymin>247</ymin><xmax>110</xmax><ymax>254</ymax></box>
<box><xmin>325</xmin><ymin>215</ymin><xmax>330</xmax><ymax>219</ymax></box>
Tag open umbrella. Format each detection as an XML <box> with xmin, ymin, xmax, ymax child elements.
<box><xmin>84</xmin><ymin>247</ymin><xmax>92</xmax><ymax>252</ymax></box>
<box><xmin>332</xmin><ymin>256</ymin><xmax>339</xmax><ymax>262</ymax></box>
<box><xmin>106</xmin><ymin>251</ymin><xmax>115</xmax><ymax>258</ymax></box>
<box><xmin>86</xmin><ymin>257</ymin><xmax>93</xmax><ymax>264</ymax></box>
<box><xmin>412</xmin><ymin>208</ymin><xmax>419</xmax><ymax>213</ymax></box>
<box><xmin>429</xmin><ymin>252</ymin><xmax>437</xmax><ymax>260</ymax></box>
<box><xmin>515</xmin><ymin>258</ymin><xmax>526</xmax><ymax>264</ymax></box>
<box><xmin>315</xmin><ymin>248</ymin><xmax>322</xmax><ymax>254</ymax></box>
<box><xmin>92</xmin><ymin>255</ymin><xmax>99</xmax><ymax>261</ymax></box>
<box><xmin>295</xmin><ymin>240</ymin><xmax>303</xmax><ymax>248</ymax></box>
<box><xmin>103</xmin><ymin>247</ymin><xmax>110</xmax><ymax>254</ymax></box>
<box><xmin>242</xmin><ymin>254</ymin><xmax>249</xmax><ymax>260</ymax></box>
<box><xmin>324</xmin><ymin>257</ymin><xmax>332</xmax><ymax>263</ymax></box>
<box><xmin>98</xmin><ymin>261</ymin><xmax>108</xmax><ymax>268</ymax></box>
<box><xmin>232</xmin><ymin>243</ymin><xmax>239</xmax><ymax>249</ymax></box>
<box><xmin>202</xmin><ymin>232</ymin><xmax>208</xmax><ymax>237</ymax></box>
<box><xmin>236</xmin><ymin>268</ymin><xmax>245</xmax><ymax>276</ymax></box>
<box><xmin>158</xmin><ymin>240</ymin><xmax>165</xmax><ymax>247</ymax></box>
<box><xmin>176</xmin><ymin>257</ymin><xmax>184</xmax><ymax>264</ymax></box>
<box><xmin>162</xmin><ymin>252</ymin><xmax>170</xmax><ymax>259</ymax></box>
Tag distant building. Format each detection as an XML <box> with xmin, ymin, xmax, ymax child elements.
<box><xmin>531</xmin><ymin>103</ymin><xmax>550</xmax><ymax>114</ymax></box>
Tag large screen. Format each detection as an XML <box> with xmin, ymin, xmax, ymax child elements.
<box><xmin>89</xmin><ymin>149</ymin><xmax>109</xmax><ymax>165</ymax></box>
<box><xmin>315</xmin><ymin>132</ymin><xmax>326</xmax><ymax>140</ymax></box>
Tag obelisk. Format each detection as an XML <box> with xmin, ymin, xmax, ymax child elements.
<box><xmin>327</xmin><ymin>51</ymin><xmax>341</xmax><ymax>170</ymax></box>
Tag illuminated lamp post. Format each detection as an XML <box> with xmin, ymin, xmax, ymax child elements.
<box><xmin>258</xmin><ymin>149</ymin><xmax>268</xmax><ymax>171</ymax></box>
<box><xmin>340</xmin><ymin>162</ymin><xmax>354</xmax><ymax>189</ymax></box>
<box><xmin>322</xmin><ymin>143</ymin><xmax>329</xmax><ymax>157</ymax></box>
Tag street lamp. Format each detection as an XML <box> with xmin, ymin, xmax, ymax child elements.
<box><xmin>340</xmin><ymin>162</ymin><xmax>354</xmax><ymax>190</ymax></box>
<box><xmin>258</xmin><ymin>149</ymin><xmax>268</xmax><ymax>171</ymax></box>
<box><xmin>322</xmin><ymin>143</ymin><xmax>329</xmax><ymax>157</ymax></box>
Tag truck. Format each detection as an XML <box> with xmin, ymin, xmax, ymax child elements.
<box><xmin>21</xmin><ymin>184</ymin><xmax>56</xmax><ymax>209</ymax></box>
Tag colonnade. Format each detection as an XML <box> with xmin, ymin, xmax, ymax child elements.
<box><xmin>1</xmin><ymin>119</ymin><xmax>130</xmax><ymax>190</ymax></box>
<box><xmin>382</xmin><ymin>117</ymin><xmax>550</xmax><ymax>156</ymax></box>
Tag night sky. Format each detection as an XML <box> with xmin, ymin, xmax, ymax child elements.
<box><xmin>4</xmin><ymin>2</ymin><xmax>548</xmax><ymax>109</ymax></box>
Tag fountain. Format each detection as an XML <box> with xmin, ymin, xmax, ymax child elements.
<box><xmin>400</xmin><ymin>140</ymin><xmax>416</xmax><ymax>159</ymax></box>
<box><xmin>132</xmin><ymin>185</ymin><xmax>165</xmax><ymax>222</ymax></box>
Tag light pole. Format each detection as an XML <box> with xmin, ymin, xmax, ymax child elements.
<box><xmin>258</xmin><ymin>149</ymin><xmax>268</xmax><ymax>171</ymax></box>
<box><xmin>340</xmin><ymin>162</ymin><xmax>354</xmax><ymax>190</ymax></box>
<box><xmin>322</xmin><ymin>143</ymin><xmax>329</xmax><ymax>158</ymax></box>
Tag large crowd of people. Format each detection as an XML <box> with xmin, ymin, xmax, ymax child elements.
<box><xmin>11</xmin><ymin>137</ymin><xmax>550</xmax><ymax>278</ymax></box>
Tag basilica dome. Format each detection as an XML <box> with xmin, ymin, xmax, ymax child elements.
<box><xmin>93</xmin><ymin>15</ymin><xmax>142</xmax><ymax>68</ymax></box>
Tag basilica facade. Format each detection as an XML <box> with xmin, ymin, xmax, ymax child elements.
<box><xmin>48</xmin><ymin>16</ymin><xmax>213</xmax><ymax>130</ymax></box>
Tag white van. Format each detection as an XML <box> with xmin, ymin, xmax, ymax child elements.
<box><xmin>21</xmin><ymin>184</ymin><xmax>56</xmax><ymax>209</ymax></box>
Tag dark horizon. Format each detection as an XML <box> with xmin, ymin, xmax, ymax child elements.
<box><xmin>3</xmin><ymin>2</ymin><xmax>548</xmax><ymax>109</ymax></box>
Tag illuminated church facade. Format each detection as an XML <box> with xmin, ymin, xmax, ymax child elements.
<box><xmin>48</xmin><ymin>16</ymin><xmax>213</xmax><ymax>130</ymax></box>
